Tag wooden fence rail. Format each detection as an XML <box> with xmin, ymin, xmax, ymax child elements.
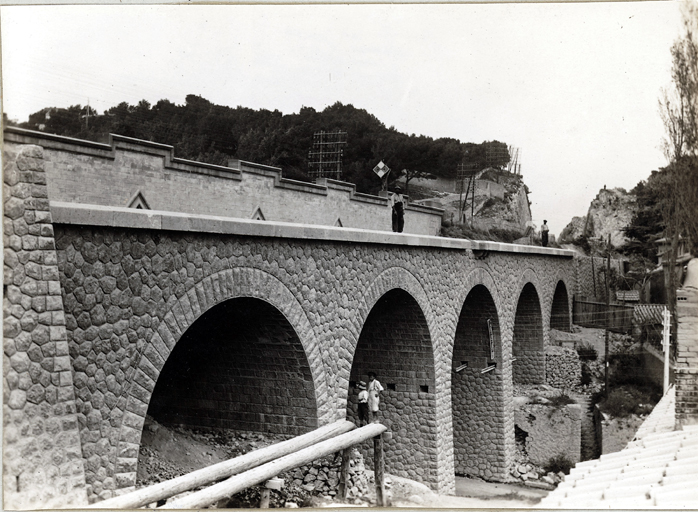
<box><xmin>91</xmin><ymin>420</ymin><xmax>355</xmax><ymax>509</ymax></box>
<box><xmin>573</xmin><ymin>297</ymin><xmax>634</xmax><ymax>334</ymax></box>
<box><xmin>162</xmin><ymin>423</ymin><xmax>388</xmax><ymax>509</ymax></box>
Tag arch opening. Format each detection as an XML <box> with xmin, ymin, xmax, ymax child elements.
<box><xmin>513</xmin><ymin>283</ymin><xmax>545</xmax><ymax>384</ymax></box>
<box><xmin>347</xmin><ymin>289</ymin><xmax>437</xmax><ymax>486</ymax></box>
<box><xmin>451</xmin><ymin>285</ymin><xmax>504</xmax><ymax>479</ymax></box>
<box><xmin>147</xmin><ymin>297</ymin><xmax>318</xmax><ymax>435</ymax></box>
<box><xmin>550</xmin><ymin>280</ymin><xmax>571</xmax><ymax>332</ymax></box>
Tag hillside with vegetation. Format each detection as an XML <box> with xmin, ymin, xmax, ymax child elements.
<box><xmin>15</xmin><ymin>96</ymin><xmax>509</xmax><ymax>197</ymax></box>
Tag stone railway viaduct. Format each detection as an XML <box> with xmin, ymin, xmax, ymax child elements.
<box><xmin>4</xmin><ymin>128</ymin><xmax>581</xmax><ymax>508</ymax></box>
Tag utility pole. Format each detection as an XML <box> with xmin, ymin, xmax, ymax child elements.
<box><xmin>81</xmin><ymin>99</ymin><xmax>92</xmax><ymax>130</ymax></box>
<box><xmin>604</xmin><ymin>233</ymin><xmax>611</xmax><ymax>397</ymax></box>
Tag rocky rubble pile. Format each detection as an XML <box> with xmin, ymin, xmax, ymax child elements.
<box><xmin>289</xmin><ymin>448</ymin><xmax>370</xmax><ymax>501</ymax></box>
<box><xmin>137</xmin><ymin>418</ymin><xmax>374</xmax><ymax>508</ymax></box>
<box><xmin>545</xmin><ymin>346</ymin><xmax>581</xmax><ymax>389</ymax></box>
<box><xmin>509</xmin><ymin>435</ymin><xmax>565</xmax><ymax>490</ymax></box>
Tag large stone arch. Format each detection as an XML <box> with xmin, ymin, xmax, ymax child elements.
<box><xmin>341</xmin><ymin>266</ymin><xmax>440</xmax><ymax>407</ymax></box>
<box><xmin>345</xmin><ymin>265</ymin><xmax>445</xmax><ymax>489</ymax></box>
<box><xmin>112</xmin><ymin>267</ymin><xmax>329</xmax><ymax>491</ymax></box>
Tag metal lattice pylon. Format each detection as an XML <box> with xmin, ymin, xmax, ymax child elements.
<box><xmin>308</xmin><ymin>130</ymin><xmax>347</xmax><ymax>180</ymax></box>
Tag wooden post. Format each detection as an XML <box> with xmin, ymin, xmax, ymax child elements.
<box><xmin>373</xmin><ymin>435</ymin><xmax>386</xmax><ymax>507</ymax></box>
<box><xmin>663</xmin><ymin>307</ymin><xmax>672</xmax><ymax>394</ymax></box>
<box><xmin>259</xmin><ymin>478</ymin><xmax>283</xmax><ymax>508</ymax></box>
<box><xmin>337</xmin><ymin>448</ymin><xmax>351</xmax><ymax>500</ymax></box>
<box><xmin>259</xmin><ymin>488</ymin><xmax>271</xmax><ymax>508</ymax></box>
<box><xmin>605</xmin><ymin>234</ymin><xmax>611</xmax><ymax>397</ymax></box>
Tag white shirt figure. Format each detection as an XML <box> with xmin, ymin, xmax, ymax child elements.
<box><xmin>368</xmin><ymin>377</ymin><xmax>384</xmax><ymax>412</ymax></box>
<box><xmin>358</xmin><ymin>389</ymin><xmax>368</xmax><ymax>404</ymax></box>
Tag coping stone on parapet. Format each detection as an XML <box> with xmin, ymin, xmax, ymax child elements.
<box><xmin>50</xmin><ymin>201</ymin><xmax>576</xmax><ymax>258</ymax></box>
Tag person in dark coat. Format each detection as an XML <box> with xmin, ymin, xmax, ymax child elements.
<box><xmin>391</xmin><ymin>191</ymin><xmax>405</xmax><ymax>233</ymax></box>
<box><xmin>541</xmin><ymin>220</ymin><xmax>549</xmax><ymax>247</ymax></box>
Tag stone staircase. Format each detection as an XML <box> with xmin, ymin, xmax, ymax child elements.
<box><xmin>571</xmin><ymin>393</ymin><xmax>599</xmax><ymax>461</ymax></box>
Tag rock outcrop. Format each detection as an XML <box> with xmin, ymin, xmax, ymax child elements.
<box><xmin>413</xmin><ymin>168</ymin><xmax>533</xmax><ymax>235</ymax></box>
<box><xmin>560</xmin><ymin>187</ymin><xmax>637</xmax><ymax>248</ymax></box>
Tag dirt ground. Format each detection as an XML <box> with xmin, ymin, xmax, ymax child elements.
<box><xmin>137</xmin><ymin>416</ymin><xmax>549</xmax><ymax>508</ymax></box>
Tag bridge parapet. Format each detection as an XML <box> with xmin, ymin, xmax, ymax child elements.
<box><xmin>5</xmin><ymin>127</ymin><xmax>443</xmax><ymax>235</ymax></box>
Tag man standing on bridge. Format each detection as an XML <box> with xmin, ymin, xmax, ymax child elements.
<box><xmin>541</xmin><ymin>220</ymin><xmax>549</xmax><ymax>247</ymax></box>
<box><xmin>391</xmin><ymin>190</ymin><xmax>405</xmax><ymax>233</ymax></box>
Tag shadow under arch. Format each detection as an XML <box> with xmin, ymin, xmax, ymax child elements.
<box><xmin>339</xmin><ymin>266</ymin><xmax>439</xmax><ymax>407</ymax></box>
<box><xmin>347</xmin><ymin>267</ymin><xmax>439</xmax><ymax>488</ymax></box>
<box><xmin>113</xmin><ymin>267</ymin><xmax>328</xmax><ymax>490</ymax></box>
<box><xmin>451</xmin><ymin>282</ymin><xmax>505</xmax><ymax>480</ymax></box>
<box><xmin>513</xmin><ymin>279</ymin><xmax>545</xmax><ymax>385</ymax></box>
<box><xmin>550</xmin><ymin>279</ymin><xmax>572</xmax><ymax>332</ymax></box>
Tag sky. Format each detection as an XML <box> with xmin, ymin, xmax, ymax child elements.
<box><xmin>0</xmin><ymin>2</ymin><xmax>685</xmax><ymax>236</ymax></box>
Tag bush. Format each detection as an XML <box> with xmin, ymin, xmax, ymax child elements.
<box><xmin>598</xmin><ymin>384</ymin><xmax>662</xmax><ymax>418</ymax></box>
<box><xmin>608</xmin><ymin>354</ymin><xmax>645</xmax><ymax>387</ymax></box>
<box><xmin>548</xmin><ymin>394</ymin><xmax>576</xmax><ymax>408</ymax></box>
<box><xmin>544</xmin><ymin>454</ymin><xmax>574</xmax><ymax>475</ymax></box>
<box><xmin>576</xmin><ymin>342</ymin><xmax>598</xmax><ymax>361</ymax></box>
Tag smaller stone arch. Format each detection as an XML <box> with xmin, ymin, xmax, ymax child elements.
<box><xmin>452</xmin><ymin>281</ymin><xmax>508</xmax><ymax>480</ymax></box>
<box><xmin>113</xmin><ymin>267</ymin><xmax>329</xmax><ymax>492</ymax></box>
<box><xmin>513</xmin><ymin>272</ymin><xmax>545</xmax><ymax>385</ymax></box>
<box><xmin>550</xmin><ymin>279</ymin><xmax>572</xmax><ymax>332</ymax></box>
<box><xmin>344</xmin><ymin>266</ymin><xmax>440</xmax><ymax>404</ymax></box>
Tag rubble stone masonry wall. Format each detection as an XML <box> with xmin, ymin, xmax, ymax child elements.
<box><xmin>514</xmin><ymin>402</ymin><xmax>581</xmax><ymax>466</ymax></box>
<box><xmin>48</xmin><ymin>219</ymin><xmax>572</xmax><ymax>500</ymax></box>
<box><xmin>3</xmin><ymin>144</ymin><xmax>88</xmax><ymax>508</ymax></box>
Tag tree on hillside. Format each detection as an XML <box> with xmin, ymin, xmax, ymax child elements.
<box><xmin>658</xmin><ymin>0</ymin><xmax>698</xmax><ymax>348</ymax></box>
<box><xmin>20</xmin><ymin>97</ymin><xmax>512</xmax><ymax>196</ymax></box>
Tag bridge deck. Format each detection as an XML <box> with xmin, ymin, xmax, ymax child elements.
<box><xmin>50</xmin><ymin>201</ymin><xmax>574</xmax><ymax>257</ymax></box>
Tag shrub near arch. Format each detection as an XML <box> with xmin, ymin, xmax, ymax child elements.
<box><xmin>112</xmin><ymin>267</ymin><xmax>330</xmax><ymax>492</ymax></box>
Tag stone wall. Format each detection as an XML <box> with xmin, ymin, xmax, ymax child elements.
<box><xmin>514</xmin><ymin>402</ymin><xmax>582</xmax><ymax>466</ymax></box>
<box><xmin>3</xmin><ymin>144</ymin><xmax>88</xmax><ymax>508</ymax></box>
<box><xmin>676</xmin><ymin>286</ymin><xmax>698</xmax><ymax>429</ymax></box>
<box><xmin>4</xmin><ymin>128</ymin><xmax>443</xmax><ymax>236</ymax></box>
<box><xmin>545</xmin><ymin>346</ymin><xmax>581</xmax><ymax>389</ymax></box>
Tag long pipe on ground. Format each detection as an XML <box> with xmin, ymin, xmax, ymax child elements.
<box><xmin>90</xmin><ymin>420</ymin><xmax>355</xmax><ymax>509</ymax></box>
<box><xmin>162</xmin><ymin>422</ymin><xmax>387</xmax><ymax>509</ymax></box>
